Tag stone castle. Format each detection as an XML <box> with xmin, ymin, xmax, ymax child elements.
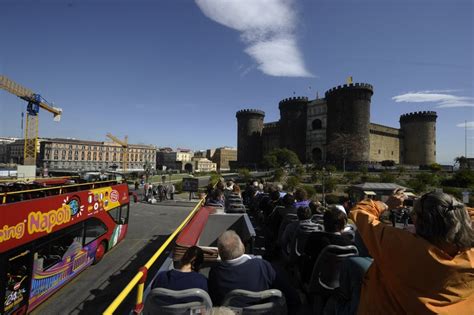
<box><xmin>236</xmin><ymin>82</ymin><xmax>437</xmax><ymax>168</ymax></box>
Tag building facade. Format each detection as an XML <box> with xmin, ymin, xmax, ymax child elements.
<box><xmin>38</xmin><ymin>138</ymin><xmax>156</xmax><ymax>172</ymax></box>
<box><xmin>192</xmin><ymin>157</ymin><xmax>217</xmax><ymax>173</ymax></box>
<box><xmin>207</xmin><ymin>147</ymin><xmax>237</xmax><ymax>171</ymax></box>
<box><xmin>236</xmin><ymin>82</ymin><xmax>437</xmax><ymax>167</ymax></box>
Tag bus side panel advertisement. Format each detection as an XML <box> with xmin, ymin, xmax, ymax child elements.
<box><xmin>27</xmin><ymin>240</ymin><xmax>97</xmax><ymax>310</ymax></box>
<box><xmin>0</xmin><ymin>184</ymin><xmax>129</xmax><ymax>253</ymax></box>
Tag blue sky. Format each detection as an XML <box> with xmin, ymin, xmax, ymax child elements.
<box><xmin>0</xmin><ymin>0</ymin><xmax>472</xmax><ymax>165</ymax></box>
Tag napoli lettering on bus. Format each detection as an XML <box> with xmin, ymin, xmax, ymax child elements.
<box><xmin>27</xmin><ymin>204</ymin><xmax>72</xmax><ymax>234</ymax></box>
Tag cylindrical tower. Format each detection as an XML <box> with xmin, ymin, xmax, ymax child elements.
<box><xmin>325</xmin><ymin>83</ymin><xmax>374</xmax><ymax>164</ymax></box>
<box><xmin>400</xmin><ymin>111</ymin><xmax>437</xmax><ymax>166</ymax></box>
<box><xmin>236</xmin><ymin>109</ymin><xmax>265</xmax><ymax>166</ymax></box>
<box><xmin>278</xmin><ymin>96</ymin><xmax>308</xmax><ymax>163</ymax></box>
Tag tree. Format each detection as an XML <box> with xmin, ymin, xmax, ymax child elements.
<box><xmin>263</xmin><ymin>148</ymin><xmax>301</xmax><ymax>169</ymax></box>
<box><xmin>454</xmin><ymin>156</ymin><xmax>469</xmax><ymax>169</ymax></box>
<box><xmin>326</xmin><ymin>133</ymin><xmax>364</xmax><ymax>172</ymax></box>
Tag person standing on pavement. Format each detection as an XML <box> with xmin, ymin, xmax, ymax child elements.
<box><xmin>170</xmin><ymin>183</ymin><xmax>175</xmax><ymax>200</ymax></box>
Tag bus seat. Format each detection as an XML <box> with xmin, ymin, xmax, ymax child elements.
<box><xmin>225</xmin><ymin>204</ymin><xmax>246</xmax><ymax>213</ymax></box>
<box><xmin>305</xmin><ymin>245</ymin><xmax>359</xmax><ymax>313</ymax></box>
<box><xmin>143</xmin><ymin>288</ymin><xmax>212</xmax><ymax>315</ymax></box>
<box><xmin>221</xmin><ymin>289</ymin><xmax>287</xmax><ymax>315</ymax></box>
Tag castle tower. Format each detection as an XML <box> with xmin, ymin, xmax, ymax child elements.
<box><xmin>325</xmin><ymin>83</ymin><xmax>373</xmax><ymax>164</ymax></box>
<box><xmin>400</xmin><ymin>111</ymin><xmax>437</xmax><ymax>166</ymax></box>
<box><xmin>278</xmin><ymin>96</ymin><xmax>309</xmax><ymax>163</ymax></box>
<box><xmin>236</xmin><ymin>109</ymin><xmax>265</xmax><ymax>166</ymax></box>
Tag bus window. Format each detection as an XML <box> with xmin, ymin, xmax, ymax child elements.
<box><xmin>120</xmin><ymin>204</ymin><xmax>129</xmax><ymax>224</ymax></box>
<box><xmin>108</xmin><ymin>204</ymin><xmax>129</xmax><ymax>224</ymax></box>
<box><xmin>84</xmin><ymin>218</ymin><xmax>107</xmax><ymax>245</ymax></box>
<box><xmin>4</xmin><ymin>250</ymin><xmax>31</xmax><ymax>315</ymax></box>
<box><xmin>35</xmin><ymin>228</ymin><xmax>84</xmax><ymax>272</ymax></box>
<box><xmin>108</xmin><ymin>207</ymin><xmax>121</xmax><ymax>223</ymax></box>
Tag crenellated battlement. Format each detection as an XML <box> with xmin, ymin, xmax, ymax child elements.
<box><xmin>278</xmin><ymin>96</ymin><xmax>309</xmax><ymax>106</ymax></box>
<box><xmin>324</xmin><ymin>83</ymin><xmax>373</xmax><ymax>97</ymax></box>
<box><xmin>400</xmin><ymin>111</ymin><xmax>437</xmax><ymax>123</ymax></box>
<box><xmin>236</xmin><ymin>109</ymin><xmax>265</xmax><ymax>118</ymax></box>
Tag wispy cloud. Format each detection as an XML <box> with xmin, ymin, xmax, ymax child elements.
<box><xmin>456</xmin><ymin>121</ymin><xmax>474</xmax><ymax>129</ymax></box>
<box><xmin>392</xmin><ymin>90</ymin><xmax>474</xmax><ymax>108</ymax></box>
<box><xmin>195</xmin><ymin>0</ymin><xmax>313</xmax><ymax>77</ymax></box>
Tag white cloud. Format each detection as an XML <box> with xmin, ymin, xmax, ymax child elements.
<box><xmin>456</xmin><ymin>121</ymin><xmax>474</xmax><ymax>129</ymax></box>
<box><xmin>195</xmin><ymin>0</ymin><xmax>313</xmax><ymax>78</ymax></box>
<box><xmin>392</xmin><ymin>91</ymin><xmax>474</xmax><ymax>108</ymax></box>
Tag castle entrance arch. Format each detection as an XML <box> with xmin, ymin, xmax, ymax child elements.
<box><xmin>184</xmin><ymin>163</ymin><xmax>193</xmax><ymax>173</ymax></box>
<box><xmin>312</xmin><ymin>148</ymin><xmax>322</xmax><ymax>162</ymax></box>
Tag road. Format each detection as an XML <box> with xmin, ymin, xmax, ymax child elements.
<box><xmin>31</xmin><ymin>196</ymin><xmax>197</xmax><ymax>315</ymax></box>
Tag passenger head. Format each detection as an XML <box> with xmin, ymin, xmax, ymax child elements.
<box><xmin>180</xmin><ymin>246</ymin><xmax>204</xmax><ymax>272</ymax></box>
<box><xmin>211</xmin><ymin>189</ymin><xmax>224</xmax><ymax>201</ymax></box>
<box><xmin>226</xmin><ymin>180</ymin><xmax>234</xmax><ymax>189</ymax></box>
<box><xmin>309</xmin><ymin>200</ymin><xmax>323</xmax><ymax>215</ymax></box>
<box><xmin>216</xmin><ymin>181</ymin><xmax>225</xmax><ymax>191</ymax></box>
<box><xmin>282</xmin><ymin>193</ymin><xmax>295</xmax><ymax>207</ymax></box>
<box><xmin>324</xmin><ymin>206</ymin><xmax>348</xmax><ymax>233</ymax></box>
<box><xmin>413</xmin><ymin>191</ymin><xmax>474</xmax><ymax>252</ymax></box>
<box><xmin>232</xmin><ymin>184</ymin><xmax>241</xmax><ymax>194</ymax></box>
<box><xmin>217</xmin><ymin>230</ymin><xmax>245</xmax><ymax>261</ymax></box>
<box><xmin>294</xmin><ymin>188</ymin><xmax>307</xmax><ymax>202</ymax></box>
<box><xmin>297</xmin><ymin>206</ymin><xmax>312</xmax><ymax>220</ymax></box>
<box><xmin>270</xmin><ymin>189</ymin><xmax>281</xmax><ymax>202</ymax></box>
<box><xmin>276</xmin><ymin>183</ymin><xmax>283</xmax><ymax>192</ymax></box>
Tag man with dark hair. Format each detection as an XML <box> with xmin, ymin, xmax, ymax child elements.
<box><xmin>208</xmin><ymin>230</ymin><xmax>276</xmax><ymax>305</ymax></box>
<box><xmin>294</xmin><ymin>188</ymin><xmax>310</xmax><ymax>208</ymax></box>
<box><xmin>302</xmin><ymin>206</ymin><xmax>353</xmax><ymax>282</ymax></box>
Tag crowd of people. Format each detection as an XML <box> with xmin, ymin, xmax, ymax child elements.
<box><xmin>147</xmin><ymin>178</ymin><xmax>474</xmax><ymax>314</ymax></box>
<box><xmin>140</xmin><ymin>181</ymin><xmax>176</xmax><ymax>203</ymax></box>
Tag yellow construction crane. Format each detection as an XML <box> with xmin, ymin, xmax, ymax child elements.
<box><xmin>106</xmin><ymin>133</ymin><xmax>128</xmax><ymax>173</ymax></box>
<box><xmin>0</xmin><ymin>75</ymin><xmax>62</xmax><ymax>165</ymax></box>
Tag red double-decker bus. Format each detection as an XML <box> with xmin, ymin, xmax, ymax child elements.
<box><xmin>0</xmin><ymin>179</ymin><xmax>130</xmax><ymax>314</ymax></box>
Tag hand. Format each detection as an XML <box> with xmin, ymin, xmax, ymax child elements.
<box><xmin>385</xmin><ymin>188</ymin><xmax>407</xmax><ymax>212</ymax></box>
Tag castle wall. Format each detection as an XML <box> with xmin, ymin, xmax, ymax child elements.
<box><xmin>306</xmin><ymin>99</ymin><xmax>327</xmax><ymax>163</ymax></box>
<box><xmin>262</xmin><ymin>122</ymin><xmax>280</xmax><ymax>157</ymax></box>
<box><xmin>369</xmin><ymin>123</ymin><xmax>401</xmax><ymax>163</ymax></box>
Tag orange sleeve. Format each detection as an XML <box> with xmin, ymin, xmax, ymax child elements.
<box><xmin>349</xmin><ymin>200</ymin><xmax>399</xmax><ymax>263</ymax></box>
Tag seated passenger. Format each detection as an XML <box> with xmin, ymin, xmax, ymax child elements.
<box><xmin>350</xmin><ymin>190</ymin><xmax>474</xmax><ymax>314</ymax></box>
<box><xmin>293</xmin><ymin>188</ymin><xmax>310</xmax><ymax>208</ymax></box>
<box><xmin>208</xmin><ymin>230</ymin><xmax>276</xmax><ymax>305</ymax></box>
<box><xmin>152</xmin><ymin>246</ymin><xmax>207</xmax><ymax>303</ymax></box>
<box><xmin>281</xmin><ymin>206</ymin><xmax>320</xmax><ymax>256</ymax></box>
<box><xmin>205</xmin><ymin>189</ymin><xmax>225</xmax><ymax>207</ymax></box>
<box><xmin>302</xmin><ymin>205</ymin><xmax>353</xmax><ymax>282</ymax></box>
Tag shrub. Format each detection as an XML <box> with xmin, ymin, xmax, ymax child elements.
<box><xmin>442</xmin><ymin>169</ymin><xmax>474</xmax><ymax>188</ymax></box>
<box><xmin>379</xmin><ymin>171</ymin><xmax>396</xmax><ymax>183</ymax></box>
<box><xmin>174</xmin><ymin>180</ymin><xmax>183</xmax><ymax>193</ymax></box>
<box><xmin>325</xmin><ymin>194</ymin><xmax>341</xmax><ymax>205</ymax></box>
<box><xmin>273</xmin><ymin>168</ymin><xmax>284</xmax><ymax>182</ymax></box>
<box><xmin>238</xmin><ymin>168</ymin><xmax>251</xmax><ymax>181</ymax></box>
<box><xmin>286</xmin><ymin>176</ymin><xmax>300</xmax><ymax>191</ymax></box>
<box><xmin>301</xmin><ymin>184</ymin><xmax>316</xmax><ymax>199</ymax></box>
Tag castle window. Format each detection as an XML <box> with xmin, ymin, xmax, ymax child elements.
<box><xmin>378</xmin><ymin>149</ymin><xmax>381</xmax><ymax>154</ymax></box>
<box><xmin>312</xmin><ymin>119</ymin><xmax>322</xmax><ymax>130</ymax></box>
<box><xmin>391</xmin><ymin>151</ymin><xmax>394</xmax><ymax>155</ymax></box>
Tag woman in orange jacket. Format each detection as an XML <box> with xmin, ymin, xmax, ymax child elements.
<box><xmin>349</xmin><ymin>190</ymin><xmax>473</xmax><ymax>314</ymax></box>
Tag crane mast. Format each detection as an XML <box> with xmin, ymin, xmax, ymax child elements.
<box><xmin>0</xmin><ymin>75</ymin><xmax>62</xmax><ymax>166</ymax></box>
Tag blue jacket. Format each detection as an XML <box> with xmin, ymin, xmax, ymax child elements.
<box><xmin>208</xmin><ymin>256</ymin><xmax>276</xmax><ymax>305</ymax></box>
